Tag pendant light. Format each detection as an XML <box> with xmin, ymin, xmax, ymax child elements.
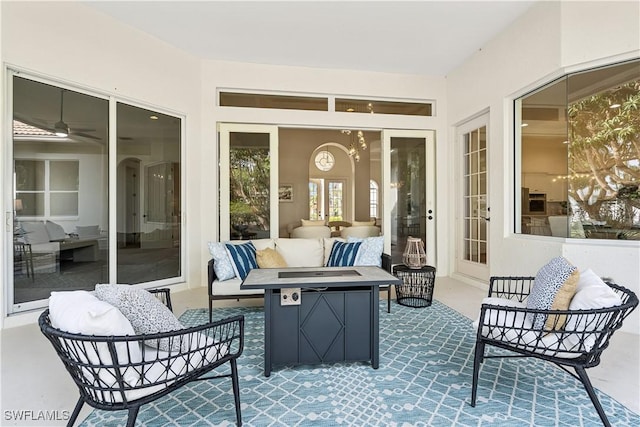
<box><xmin>54</xmin><ymin>89</ymin><xmax>69</xmax><ymax>137</ymax></box>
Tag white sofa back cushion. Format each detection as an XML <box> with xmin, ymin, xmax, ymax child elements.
<box><xmin>22</xmin><ymin>221</ymin><xmax>50</xmax><ymax>244</ymax></box>
<box><xmin>45</xmin><ymin>220</ymin><xmax>67</xmax><ymax>241</ymax></box>
<box><xmin>227</xmin><ymin>238</ymin><xmax>275</xmax><ymax>251</ymax></box>
<box><xmin>275</xmin><ymin>238</ymin><xmax>324</xmax><ymax>267</ymax></box>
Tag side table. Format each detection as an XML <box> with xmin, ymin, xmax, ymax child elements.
<box><xmin>392</xmin><ymin>265</ymin><xmax>436</xmax><ymax>308</ymax></box>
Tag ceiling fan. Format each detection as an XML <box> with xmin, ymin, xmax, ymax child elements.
<box><xmin>54</xmin><ymin>89</ymin><xmax>69</xmax><ymax>137</ymax></box>
<box><xmin>52</xmin><ymin>89</ymin><xmax>101</xmax><ymax>140</ymax></box>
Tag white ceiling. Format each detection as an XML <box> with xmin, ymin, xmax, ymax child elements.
<box><xmin>85</xmin><ymin>0</ymin><xmax>537</xmax><ymax>76</ymax></box>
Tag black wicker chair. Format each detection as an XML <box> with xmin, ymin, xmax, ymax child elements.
<box><xmin>39</xmin><ymin>289</ymin><xmax>244</xmax><ymax>427</ymax></box>
<box><xmin>470</xmin><ymin>276</ymin><xmax>638</xmax><ymax>427</ymax></box>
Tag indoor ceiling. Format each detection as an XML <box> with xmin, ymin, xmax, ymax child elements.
<box><xmin>84</xmin><ymin>0</ymin><xmax>538</xmax><ymax>76</ymax></box>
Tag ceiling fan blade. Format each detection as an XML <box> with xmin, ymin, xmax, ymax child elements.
<box><xmin>72</xmin><ymin>132</ymin><xmax>102</xmax><ymax>140</ymax></box>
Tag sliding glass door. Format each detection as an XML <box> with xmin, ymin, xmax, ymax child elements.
<box><xmin>116</xmin><ymin>103</ymin><xmax>182</xmax><ymax>284</ymax></box>
<box><xmin>8</xmin><ymin>71</ymin><xmax>183</xmax><ymax>313</ymax></box>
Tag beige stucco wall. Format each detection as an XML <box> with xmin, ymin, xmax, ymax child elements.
<box><xmin>446</xmin><ymin>0</ymin><xmax>640</xmax><ymax>333</ymax></box>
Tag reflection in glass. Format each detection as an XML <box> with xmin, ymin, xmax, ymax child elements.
<box><xmin>518</xmin><ymin>59</ymin><xmax>639</xmax><ymax>239</ymax></box>
<box><xmin>12</xmin><ymin>76</ymin><xmax>109</xmax><ymax>305</ymax></box>
<box><xmin>229</xmin><ymin>132</ymin><xmax>270</xmax><ymax>240</ymax></box>
<box><xmin>390</xmin><ymin>137</ymin><xmax>426</xmax><ymax>264</ymax></box>
<box><xmin>116</xmin><ymin>103</ymin><xmax>182</xmax><ymax>284</ymax></box>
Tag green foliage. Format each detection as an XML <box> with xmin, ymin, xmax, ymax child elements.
<box><xmin>567</xmin><ymin>79</ymin><xmax>640</xmax><ymax>236</ymax></box>
<box><xmin>229</xmin><ymin>148</ymin><xmax>270</xmax><ymax>228</ymax></box>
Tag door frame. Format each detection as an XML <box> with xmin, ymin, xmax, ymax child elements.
<box><xmin>381</xmin><ymin>130</ymin><xmax>436</xmax><ymax>266</ymax></box>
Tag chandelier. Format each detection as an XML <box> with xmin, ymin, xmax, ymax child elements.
<box><xmin>341</xmin><ymin>129</ymin><xmax>367</xmax><ymax>162</ymax></box>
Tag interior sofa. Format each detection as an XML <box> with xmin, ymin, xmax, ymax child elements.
<box><xmin>208</xmin><ymin>237</ymin><xmax>390</xmax><ymax>320</ymax></box>
<box><xmin>18</xmin><ymin>221</ymin><xmax>104</xmax><ymax>272</ymax></box>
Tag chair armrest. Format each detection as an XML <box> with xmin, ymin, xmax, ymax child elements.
<box><xmin>39</xmin><ymin>310</ymin><xmax>245</xmax><ymax>404</ymax></box>
<box><xmin>381</xmin><ymin>253</ymin><xmax>392</xmax><ymax>273</ymax></box>
<box><xmin>207</xmin><ymin>258</ymin><xmax>218</xmax><ymax>297</ymax></box>
<box><xmin>488</xmin><ymin>276</ymin><xmax>535</xmax><ymax>302</ymax></box>
<box><xmin>149</xmin><ymin>288</ymin><xmax>172</xmax><ymax>311</ymax></box>
<box><xmin>477</xmin><ymin>283</ymin><xmax>638</xmax><ymax>360</ymax></box>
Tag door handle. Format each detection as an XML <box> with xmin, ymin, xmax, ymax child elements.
<box><xmin>481</xmin><ymin>216</ymin><xmax>490</xmax><ymax>222</ymax></box>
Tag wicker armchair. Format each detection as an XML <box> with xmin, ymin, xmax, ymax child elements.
<box><xmin>470</xmin><ymin>277</ymin><xmax>638</xmax><ymax>427</ymax></box>
<box><xmin>39</xmin><ymin>289</ymin><xmax>244</xmax><ymax>427</ymax></box>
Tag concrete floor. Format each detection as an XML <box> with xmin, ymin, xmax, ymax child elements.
<box><xmin>1</xmin><ymin>277</ymin><xmax>638</xmax><ymax>426</ymax></box>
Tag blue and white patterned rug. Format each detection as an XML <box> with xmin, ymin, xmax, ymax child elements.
<box><xmin>81</xmin><ymin>301</ymin><xmax>639</xmax><ymax>426</ymax></box>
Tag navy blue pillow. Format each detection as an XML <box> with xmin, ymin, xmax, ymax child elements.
<box><xmin>326</xmin><ymin>241</ymin><xmax>362</xmax><ymax>267</ymax></box>
<box><xmin>225</xmin><ymin>242</ymin><xmax>258</xmax><ymax>280</ymax></box>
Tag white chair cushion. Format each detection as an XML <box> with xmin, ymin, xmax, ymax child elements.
<box><xmin>475</xmin><ymin>297</ymin><xmax>579</xmax><ymax>359</ymax></box>
<box><xmin>49</xmin><ymin>290</ymin><xmax>142</xmax><ymax>386</ymax></box>
<box><xmin>563</xmin><ymin>269</ymin><xmax>623</xmax><ymax>351</ymax></box>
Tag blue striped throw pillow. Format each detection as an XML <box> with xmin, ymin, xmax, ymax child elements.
<box><xmin>225</xmin><ymin>242</ymin><xmax>258</xmax><ymax>280</ymax></box>
<box><xmin>326</xmin><ymin>241</ymin><xmax>362</xmax><ymax>267</ymax></box>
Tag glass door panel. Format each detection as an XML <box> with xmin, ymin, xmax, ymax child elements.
<box><xmin>219</xmin><ymin>124</ymin><xmax>279</xmax><ymax>241</ymax></box>
<box><xmin>116</xmin><ymin>103</ymin><xmax>182</xmax><ymax>284</ymax></box>
<box><xmin>327</xmin><ymin>180</ymin><xmax>345</xmax><ymax>221</ymax></box>
<box><xmin>382</xmin><ymin>130</ymin><xmax>436</xmax><ymax>266</ymax></box>
<box><xmin>456</xmin><ymin>115</ymin><xmax>489</xmax><ymax>281</ymax></box>
<box><xmin>11</xmin><ymin>75</ymin><xmax>109</xmax><ymax>310</ymax></box>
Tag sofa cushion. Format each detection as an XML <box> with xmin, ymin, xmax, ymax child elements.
<box><xmin>207</xmin><ymin>242</ymin><xmax>236</xmax><ymax>281</ymax></box>
<box><xmin>45</xmin><ymin>220</ymin><xmax>67</xmax><ymax>241</ymax></box>
<box><xmin>211</xmin><ymin>277</ymin><xmax>264</xmax><ymax>296</ymax></box>
<box><xmin>526</xmin><ymin>256</ymin><xmax>579</xmax><ymax>331</ymax></box>
<box><xmin>348</xmin><ymin>235</ymin><xmax>383</xmax><ymax>267</ymax></box>
<box><xmin>352</xmin><ymin>219</ymin><xmax>375</xmax><ymax>226</ymax></box>
<box><xmin>22</xmin><ymin>221</ymin><xmax>50</xmax><ymax>244</ymax></box>
<box><xmin>94</xmin><ymin>284</ymin><xmax>184</xmax><ymax>352</ymax></box>
<box><xmin>326</xmin><ymin>241</ymin><xmax>362</xmax><ymax>267</ymax></box>
<box><xmin>257</xmin><ymin>248</ymin><xmax>288</xmax><ymax>268</ymax></box>
<box><xmin>76</xmin><ymin>225</ymin><xmax>101</xmax><ymax>239</ymax></box>
<box><xmin>301</xmin><ymin>219</ymin><xmax>326</xmax><ymax>227</ymax></box>
<box><xmin>225</xmin><ymin>241</ymin><xmax>258</xmax><ymax>280</ymax></box>
<box><xmin>226</xmin><ymin>238</ymin><xmax>275</xmax><ymax>251</ymax></box>
<box><xmin>275</xmin><ymin>238</ymin><xmax>324</xmax><ymax>267</ymax></box>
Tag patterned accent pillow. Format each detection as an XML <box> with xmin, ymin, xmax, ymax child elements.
<box><xmin>225</xmin><ymin>241</ymin><xmax>258</xmax><ymax>280</ymax></box>
<box><xmin>207</xmin><ymin>241</ymin><xmax>236</xmax><ymax>281</ymax></box>
<box><xmin>256</xmin><ymin>248</ymin><xmax>288</xmax><ymax>268</ymax></box>
<box><xmin>94</xmin><ymin>284</ymin><xmax>184</xmax><ymax>352</ymax></box>
<box><xmin>526</xmin><ymin>257</ymin><xmax>580</xmax><ymax>331</ymax></box>
<box><xmin>347</xmin><ymin>236</ymin><xmax>383</xmax><ymax>267</ymax></box>
<box><xmin>326</xmin><ymin>241</ymin><xmax>362</xmax><ymax>267</ymax></box>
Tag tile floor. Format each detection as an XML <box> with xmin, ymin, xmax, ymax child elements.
<box><xmin>1</xmin><ymin>277</ymin><xmax>638</xmax><ymax>426</ymax></box>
